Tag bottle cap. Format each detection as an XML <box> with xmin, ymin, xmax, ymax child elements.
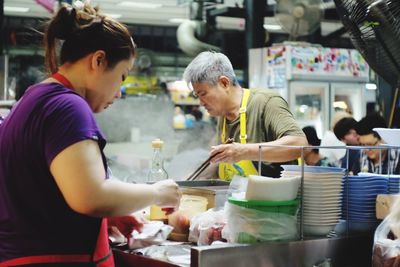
<box><xmin>152</xmin><ymin>138</ymin><xmax>164</xmax><ymax>148</ymax></box>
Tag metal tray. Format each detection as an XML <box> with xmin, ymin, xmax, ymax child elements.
<box><xmin>176</xmin><ymin>179</ymin><xmax>230</xmax><ymax>187</ymax></box>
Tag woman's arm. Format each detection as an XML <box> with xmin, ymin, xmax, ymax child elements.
<box><xmin>50</xmin><ymin>139</ymin><xmax>181</xmax><ymax>217</ymax></box>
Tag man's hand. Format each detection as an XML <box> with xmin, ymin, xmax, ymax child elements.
<box><xmin>210</xmin><ymin>143</ymin><xmax>248</xmax><ymax>163</ymax></box>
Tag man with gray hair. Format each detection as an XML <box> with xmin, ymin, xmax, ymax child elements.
<box><xmin>183</xmin><ymin>51</ymin><xmax>307</xmax><ymax>180</ymax></box>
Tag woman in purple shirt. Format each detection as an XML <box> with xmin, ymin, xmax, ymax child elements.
<box><xmin>0</xmin><ymin>2</ymin><xmax>180</xmax><ymax>266</ymax></box>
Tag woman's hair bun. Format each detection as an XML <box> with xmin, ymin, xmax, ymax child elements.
<box><xmin>51</xmin><ymin>3</ymin><xmax>100</xmax><ymax>41</ymax></box>
<box><xmin>51</xmin><ymin>6</ymin><xmax>77</xmax><ymax>40</ymax></box>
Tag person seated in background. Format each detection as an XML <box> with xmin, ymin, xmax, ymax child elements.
<box><xmin>355</xmin><ymin>113</ymin><xmax>400</xmax><ymax>174</ymax></box>
<box><xmin>320</xmin><ymin>111</ymin><xmax>353</xmax><ymax>165</ymax></box>
<box><xmin>333</xmin><ymin>117</ymin><xmax>361</xmax><ymax>174</ymax></box>
<box><xmin>302</xmin><ymin>126</ymin><xmax>337</xmax><ymax>167</ymax></box>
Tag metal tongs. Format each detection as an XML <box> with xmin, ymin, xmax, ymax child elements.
<box><xmin>186</xmin><ymin>138</ymin><xmax>234</xmax><ymax>181</ymax></box>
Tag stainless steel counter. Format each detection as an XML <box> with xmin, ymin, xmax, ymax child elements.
<box><xmin>114</xmin><ymin>234</ymin><xmax>373</xmax><ymax>267</ymax></box>
<box><xmin>191</xmin><ymin>234</ymin><xmax>373</xmax><ymax>267</ymax></box>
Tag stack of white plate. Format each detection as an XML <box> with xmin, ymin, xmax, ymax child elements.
<box><xmin>281</xmin><ymin>165</ymin><xmax>345</xmax><ymax>236</ymax></box>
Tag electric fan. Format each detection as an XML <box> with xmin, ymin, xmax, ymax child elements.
<box><xmin>334</xmin><ymin>0</ymin><xmax>400</xmax><ymax>126</ymax></box>
<box><xmin>275</xmin><ymin>0</ymin><xmax>324</xmax><ymax>39</ymax></box>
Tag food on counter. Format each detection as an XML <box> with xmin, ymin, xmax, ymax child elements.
<box><xmin>162</xmin><ymin>207</ymin><xmax>176</xmax><ymax>215</ymax></box>
<box><xmin>167</xmin><ymin>195</ymin><xmax>208</xmax><ymax>242</ymax></box>
<box><xmin>188</xmin><ymin>208</ymin><xmax>227</xmax><ymax>245</ymax></box>
<box><xmin>168</xmin><ymin>211</ymin><xmax>191</xmax><ymax>234</ymax></box>
<box><xmin>204</xmin><ymin>223</ymin><xmax>226</xmax><ymax>245</ymax></box>
<box><xmin>150</xmin><ymin>205</ymin><xmax>168</xmax><ymax>224</ymax></box>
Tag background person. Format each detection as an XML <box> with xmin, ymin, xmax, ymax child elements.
<box><xmin>183</xmin><ymin>51</ymin><xmax>307</xmax><ymax>180</ymax></box>
<box><xmin>302</xmin><ymin>126</ymin><xmax>336</xmax><ymax>167</ymax></box>
<box><xmin>354</xmin><ymin>113</ymin><xmax>400</xmax><ymax>174</ymax></box>
<box><xmin>320</xmin><ymin>111</ymin><xmax>353</xmax><ymax>165</ymax></box>
<box><xmin>0</xmin><ymin>2</ymin><xmax>180</xmax><ymax>266</ymax></box>
<box><xmin>333</xmin><ymin>117</ymin><xmax>361</xmax><ymax>174</ymax></box>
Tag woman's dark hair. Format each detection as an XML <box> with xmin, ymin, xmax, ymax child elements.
<box><xmin>333</xmin><ymin>117</ymin><xmax>357</xmax><ymax>140</ymax></box>
<box><xmin>303</xmin><ymin>126</ymin><xmax>321</xmax><ymax>153</ymax></box>
<box><xmin>354</xmin><ymin>112</ymin><xmax>387</xmax><ymax>138</ymax></box>
<box><xmin>44</xmin><ymin>3</ymin><xmax>136</xmax><ymax>75</ymax></box>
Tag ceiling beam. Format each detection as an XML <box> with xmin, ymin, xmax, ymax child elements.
<box><xmin>208</xmin><ymin>6</ymin><xmax>274</xmax><ymax>18</ymax></box>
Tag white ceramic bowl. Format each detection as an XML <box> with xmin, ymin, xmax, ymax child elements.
<box><xmin>245</xmin><ymin>175</ymin><xmax>301</xmax><ymax>201</ymax></box>
<box><xmin>373</xmin><ymin>128</ymin><xmax>400</xmax><ymax>146</ymax></box>
<box><xmin>303</xmin><ymin>223</ymin><xmax>337</xmax><ymax>236</ymax></box>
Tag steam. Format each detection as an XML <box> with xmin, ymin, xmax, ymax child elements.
<box><xmin>96</xmin><ymin>95</ymin><xmax>216</xmax><ymax>182</ymax></box>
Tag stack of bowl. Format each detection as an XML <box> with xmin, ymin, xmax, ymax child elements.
<box><xmin>281</xmin><ymin>165</ymin><xmax>346</xmax><ymax>236</ymax></box>
<box><xmin>388</xmin><ymin>175</ymin><xmax>400</xmax><ymax>194</ymax></box>
<box><xmin>341</xmin><ymin>173</ymin><xmax>388</xmax><ymax>232</ymax></box>
<box><xmin>373</xmin><ymin>128</ymin><xmax>400</xmax><ymax>147</ymax></box>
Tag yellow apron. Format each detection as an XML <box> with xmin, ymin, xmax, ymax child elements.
<box><xmin>218</xmin><ymin>89</ymin><xmax>259</xmax><ymax>181</ymax></box>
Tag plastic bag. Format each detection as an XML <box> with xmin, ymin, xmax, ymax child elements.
<box><xmin>225</xmin><ymin>202</ymin><xmax>298</xmax><ymax>243</ymax></box>
<box><xmin>372</xmin><ymin>197</ymin><xmax>400</xmax><ymax>267</ymax></box>
<box><xmin>227</xmin><ymin>175</ymin><xmax>248</xmax><ymax>199</ymax></box>
<box><xmin>188</xmin><ymin>208</ymin><xmax>226</xmax><ymax>246</ymax></box>
<box><xmin>128</xmin><ymin>221</ymin><xmax>173</xmax><ymax>249</ymax></box>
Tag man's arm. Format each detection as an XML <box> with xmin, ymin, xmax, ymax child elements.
<box><xmin>209</xmin><ymin>135</ymin><xmax>308</xmax><ymax>164</ymax></box>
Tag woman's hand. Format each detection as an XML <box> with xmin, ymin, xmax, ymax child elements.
<box><xmin>108</xmin><ymin>215</ymin><xmax>143</xmax><ymax>238</ymax></box>
<box><xmin>152</xmin><ymin>179</ymin><xmax>181</xmax><ymax>208</ymax></box>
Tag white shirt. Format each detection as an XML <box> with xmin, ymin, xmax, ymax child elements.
<box><xmin>319</xmin><ymin>130</ymin><xmax>346</xmax><ymax>164</ymax></box>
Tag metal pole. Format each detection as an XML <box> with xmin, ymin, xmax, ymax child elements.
<box><xmin>388</xmin><ymin>147</ymin><xmax>391</xmax><ymax>175</ymax></box>
<box><xmin>345</xmin><ymin>146</ymin><xmax>350</xmax><ymax>237</ymax></box>
<box><xmin>244</xmin><ymin>0</ymin><xmax>265</xmax><ymax>87</ymax></box>
<box><xmin>300</xmin><ymin>146</ymin><xmax>304</xmax><ymax>240</ymax></box>
<box><xmin>258</xmin><ymin>145</ymin><xmax>262</xmax><ymax>175</ymax></box>
<box><xmin>379</xmin><ymin>148</ymin><xmax>382</xmax><ymax>174</ymax></box>
<box><xmin>0</xmin><ymin>0</ymin><xmax>3</xmax><ymax>55</ymax></box>
<box><xmin>3</xmin><ymin>54</ymin><xmax>8</xmax><ymax>100</ymax></box>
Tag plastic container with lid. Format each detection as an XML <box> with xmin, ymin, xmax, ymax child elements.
<box><xmin>179</xmin><ymin>194</ymin><xmax>208</xmax><ymax>219</ymax></box>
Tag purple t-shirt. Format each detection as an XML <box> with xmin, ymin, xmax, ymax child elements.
<box><xmin>0</xmin><ymin>83</ymin><xmax>107</xmax><ymax>261</ymax></box>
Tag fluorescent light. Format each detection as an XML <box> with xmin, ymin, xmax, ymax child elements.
<box><xmin>117</xmin><ymin>1</ymin><xmax>162</xmax><ymax>9</ymax></box>
<box><xmin>299</xmin><ymin>105</ymin><xmax>308</xmax><ymax>113</ymax></box>
<box><xmin>263</xmin><ymin>24</ymin><xmax>282</xmax><ymax>31</ymax></box>
<box><xmin>168</xmin><ymin>18</ymin><xmax>186</xmax><ymax>24</ymax></box>
<box><xmin>333</xmin><ymin>101</ymin><xmax>348</xmax><ymax>109</ymax></box>
<box><xmin>365</xmin><ymin>83</ymin><xmax>377</xmax><ymax>90</ymax></box>
<box><xmin>4</xmin><ymin>6</ymin><xmax>30</xmax><ymax>12</ymax></box>
<box><xmin>105</xmin><ymin>13</ymin><xmax>122</xmax><ymax>19</ymax></box>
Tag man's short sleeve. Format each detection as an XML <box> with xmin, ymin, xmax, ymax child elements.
<box><xmin>264</xmin><ymin>96</ymin><xmax>305</xmax><ymax>140</ymax></box>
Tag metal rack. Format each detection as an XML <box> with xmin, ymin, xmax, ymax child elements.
<box><xmin>257</xmin><ymin>144</ymin><xmax>400</xmax><ymax>240</ymax></box>
<box><xmin>115</xmin><ymin>145</ymin><xmax>400</xmax><ymax>267</ymax></box>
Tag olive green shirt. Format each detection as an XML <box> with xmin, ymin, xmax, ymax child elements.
<box><xmin>217</xmin><ymin>88</ymin><xmax>304</xmax><ymax>177</ymax></box>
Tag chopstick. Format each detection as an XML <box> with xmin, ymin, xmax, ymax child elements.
<box><xmin>186</xmin><ymin>139</ymin><xmax>233</xmax><ymax>181</ymax></box>
<box><xmin>186</xmin><ymin>153</ymin><xmax>218</xmax><ymax>181</ymax></box>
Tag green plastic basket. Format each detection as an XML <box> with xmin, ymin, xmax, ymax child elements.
<box><xmin>228</xmin><ymin>197</ymin><xmax>299</xmax><ymax>216</ymax></box>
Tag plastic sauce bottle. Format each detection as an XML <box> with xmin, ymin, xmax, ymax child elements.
<box><xmin>148</xmin><ymin>139</ymin><xmax>169</xmax><ymax>223</ymax></box>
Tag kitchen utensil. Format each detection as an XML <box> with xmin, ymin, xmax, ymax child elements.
<box><xmin>186</xmin><ymin>139</ymin><xmax>233</xmax><ymax>181</ymax></box>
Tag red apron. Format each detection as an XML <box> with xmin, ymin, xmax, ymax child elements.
<box><xmin>0</xmin><ymin>218</ymin><xmax>114</xmax><ymax>266</ymax></box>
